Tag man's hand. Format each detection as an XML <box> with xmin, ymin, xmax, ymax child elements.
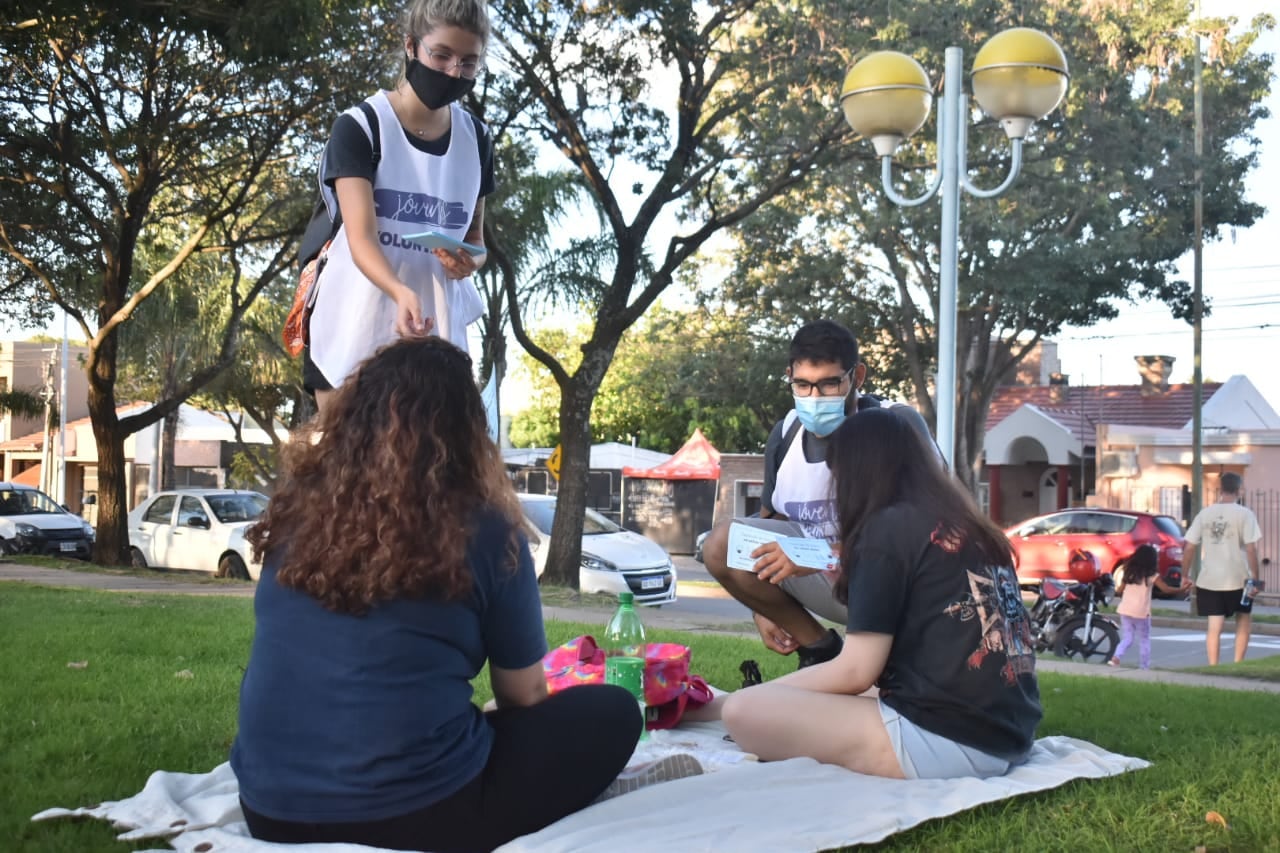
<box><xmin>751</xmin><ymin>540</ymin><xmax>819</xmax><ymax>584</ymax></box>
<box><xmin>753</xmin><ymin>612</ymin><xmax>798</xmax><ymax>655</ymax></box>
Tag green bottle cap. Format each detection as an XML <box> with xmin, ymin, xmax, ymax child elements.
<box><xmin>619</xmin><ymin>591</ymin><xmax>634</xmax><ymax>605</ymax></box>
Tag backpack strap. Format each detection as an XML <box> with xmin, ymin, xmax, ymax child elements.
<box><xmin>330</xmin><ymin>100</ymin><xmax>382</xmax><ymax>233</ymax></box>
<box><xmin>773</xmin><ymin>409</ymin><xmax>803</xmax><ymax>474</ymax></box>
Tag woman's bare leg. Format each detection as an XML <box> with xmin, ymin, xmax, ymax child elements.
<box><xmin>721</xmin><ymin>683</ymin><xmax>903</xmax><ymax>778</ymax></box>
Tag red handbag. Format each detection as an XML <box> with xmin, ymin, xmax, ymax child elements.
<box><xmin>542</xmin><ymin>635</ymin><xmax>713</xmax><ymax>729</ymax></box>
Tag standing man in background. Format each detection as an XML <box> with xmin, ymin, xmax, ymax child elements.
<box><xmin>1184</xmin><ymin>472</ymin><xmax>1263</xmax><ymax>665</ymax></box>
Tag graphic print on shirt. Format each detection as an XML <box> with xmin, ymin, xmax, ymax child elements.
<box><xmin>781</xmin><ymin>498</ymin><xmax>837</xmax><ymax>541</ymax></box>
<box><xmin>942</xmin><ymin>563</ymin><xmax>1037</xmax><ymax>684</ymax></box>
<box><xmin>1208</xmin><ymin>517</ymin><xmax>1229</xmax><ymax>544</ymax></box>
<box><xmin>373</xmin><ymin>188</ymin><xmax>471</xmax><ymax>228</ymax></box>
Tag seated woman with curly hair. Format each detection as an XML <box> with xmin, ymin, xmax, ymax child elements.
<box><xmin>231</xmin><ymin>337</ymin><xmax>642</xmax><ymax>853</ymax></box>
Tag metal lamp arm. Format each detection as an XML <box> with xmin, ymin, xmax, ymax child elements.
<box><xmin>958</xmin><ymin>98</ymin><xmax>1025</xmax><ymax>198</ymax></box>
<box><xmin>878</xmin><ymin>113</ymin><xmax>945</xmax><ymax>207</ymax></box>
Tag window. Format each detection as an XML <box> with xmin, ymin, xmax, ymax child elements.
<box><xmin>143</xmin><ymin>495</ymin><xmax>177</xmax><ymax>524</ymax></box>
<box><xmin>206</xmin><ymin>493</ymin><xmax>267</xmax><ymax>523</ymax></box>
<box><xmin>177</xmin><ymin>496</ymin><xmax>209</xmax><ymax>527</ymax></box>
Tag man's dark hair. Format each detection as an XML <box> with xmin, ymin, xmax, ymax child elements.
<box><xmin>1220</xmin><ymin>472</ymin><xmax>1243</xmax><ymax>495</ymax></box>
<box><xmin>789</xmin><ymin>320</ymin><xmax>859</xmax><ymax>370</ymax></box>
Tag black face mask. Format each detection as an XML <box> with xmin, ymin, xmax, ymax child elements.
<box><xmin>405</xmin><ymin>57</ymin><xmax>475</xmax><ymax>110</ymax></box>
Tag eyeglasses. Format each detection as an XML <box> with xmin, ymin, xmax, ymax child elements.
<box><xmin>784</xmin><ymin>367</ymin><xmax>854</xmax><ymax>397</ymax></box>
<box><xmin>419</xmin><ymin>45</ymin><xmax>484</xmax><ymax>79</ymax></box>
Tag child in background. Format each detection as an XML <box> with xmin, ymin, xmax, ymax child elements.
<box><xmin>1109</xmin><ymin>544</ymin><xmax>1188</xmax><ymax>669</ymax></box>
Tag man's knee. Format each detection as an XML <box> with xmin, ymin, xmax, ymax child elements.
<box><xmin>703</xmin><ymin>522</ymin><xmax>734</xmax><ymax>581</ymax></box>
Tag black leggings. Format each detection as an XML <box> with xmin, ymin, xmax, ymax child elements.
<box><xmin>241</xmin><ymin>684</ymin><xmax>642</xmax><ymax>853</ymax></box>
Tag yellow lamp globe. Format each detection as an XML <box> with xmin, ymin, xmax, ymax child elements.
<box><xmin>971</xmin><ymin>28</ymin><xmax>1069</xmax><ymax>139</ymax></box>
<box><xmin>840</xmin><ymin>51</ymin><xmax>933</xmax><ymax>156</ymax></box>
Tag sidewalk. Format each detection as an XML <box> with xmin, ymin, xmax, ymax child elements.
<box><xmin>5</xmin><ymin>561</ymin><xmax>1279</xmax><ymax>693</ymax></box>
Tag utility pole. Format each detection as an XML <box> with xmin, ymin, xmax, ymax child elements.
<box><xmin>1191</xmin><ymin>0</ymin><xmax>1205</xmax><ymax>524</ymax></box>
<box><xmin>58</xmin><ymin>313</ymin><xmax>69</xmax><ymax>504</ymax></box>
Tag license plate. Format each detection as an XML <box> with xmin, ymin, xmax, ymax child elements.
<box><xmin>59</xmin><ymin>542</ymin><xmax>78</xmax><ymax>553</ymax></box>
<box><xmin>640</xmin><ymin>577</ymin><xmax>664</xmax><ymax>590</ymax></box>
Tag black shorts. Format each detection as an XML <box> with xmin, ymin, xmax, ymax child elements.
<box><xmin>301</xmin><ymin>345</ymin><xmax>333</xmax><ymax>395</ymax></box>
<box><xmin>1194</xmin><ymin>586</ymin><xmax>1252</xmax><ymax>617</ymax></box>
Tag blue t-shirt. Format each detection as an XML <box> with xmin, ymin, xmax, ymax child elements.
<box><xmin>230</xmin><ymin>510</ymin><xmax>546</xmax><ymax>823</ymax></box>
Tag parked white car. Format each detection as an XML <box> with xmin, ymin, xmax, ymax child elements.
<box><xmin>0</xmin><ymin>482</ymin><xmax>95</xmax><ymax>559</ymax></box>
<box><xmin>518</xmin><ymin>493</ymin><xmax>676</xmax><ymax>605</ymax></box>
<box><xmin>128</xmin><ymin>489</ymin><xmax>268</xmax><ymax>580</ymax></box>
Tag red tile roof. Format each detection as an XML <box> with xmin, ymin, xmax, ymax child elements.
<box><xmin>985</xmin><ymin>383</ymin><xmax>1223</xmax><ymax>436</ymax></box>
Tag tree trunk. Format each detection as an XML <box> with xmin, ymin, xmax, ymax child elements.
<box><xmin>87</xmin><ymin>378</ymin><xmax>130</xmax><ymax>566</ymax></box>
<box><xmin>540</xmin><ymin>382</ymin><xmax>593</xmax><ymax>589</ymax></box>
<box><xmin>161</xmin><ymin>407</ymin><xmax>179</xmax><ymax>490</ymax></box>
<box><xmin>540</xmin><ymin>345</ymin><xmax>613</xmax><ymax>589</ymax></box>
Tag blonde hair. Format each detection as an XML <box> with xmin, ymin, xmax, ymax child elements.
<box><xmin>402</xmin><ymin>0</ymin><xmax>490</xmax><ymax>45</ymax></box>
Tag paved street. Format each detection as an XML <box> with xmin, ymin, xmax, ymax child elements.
<box><xmin>5</xmin><ymin>558</ymin><xmax>1280</xmax><ymax>690</ymax></box>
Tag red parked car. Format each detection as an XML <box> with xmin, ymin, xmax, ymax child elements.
<box><xmin>1005</xmin><ymin>509</ymin><xmax>1187</xmax><ymax>599</ymax></box>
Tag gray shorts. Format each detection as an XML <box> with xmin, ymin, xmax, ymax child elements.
<box><xmin>731</xmin><ymin>517</ymin><xmax>848</xmax><ymax>624</ymax></box>
<box><xmin>878</xmin><ymin>701</ymin><xmax>1016</xmax><ymax>780</ymax></box>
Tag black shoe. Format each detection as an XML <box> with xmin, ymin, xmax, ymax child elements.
<box><xmin>739</xmin><ymin>659</ymin><xmax>763</xmax><ymax>688</ymax></box>
<box><xmin>796</xmin><ymin>628</ymin><xmax>843</xmax><ymax>669</ymax></box>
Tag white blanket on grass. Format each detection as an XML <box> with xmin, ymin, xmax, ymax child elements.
<box><xmin>32</xmin><ymin>722</ymin><xmax>1148</xmax><ymax>853</ymax></box>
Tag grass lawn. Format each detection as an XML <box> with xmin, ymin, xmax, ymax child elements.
<box><xmin>1181</xmin><ymin>656</ymin><xmax>1280</xmax><ymax>683</ymax></box>
<box><xmin>4</xmin><ymin>583</ymin><xmax>1280</xmax><ymax>852</ymax></box>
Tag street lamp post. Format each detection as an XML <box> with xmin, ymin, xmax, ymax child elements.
<box><xmin>839</xmin><ymin>29</ymin><xmax>1069</xmax><ymax>472</ymax></box>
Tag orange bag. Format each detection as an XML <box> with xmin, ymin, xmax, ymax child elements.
<box><xmin>282</xmin><ymin>245</ymin><xmax>329</xmax><ymax>357</ymax></box>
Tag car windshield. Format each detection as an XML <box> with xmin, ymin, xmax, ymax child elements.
<box><xmin>205</xmin><ymin>493</ymin><xmax>268</xmax><ymax>523</ymax></box>
<box><xmin>1153</xmin><ymin>516</ymin><xmax>1184</xmax><ymax>538</ymax></box>
<box><xmin>0</xmin><ymin>487</ymin><xmax>63</xmax><ymax>516</ymax></box>
<box><xmin>583</xmin><ymin>507</ymin><xmax>622</xmax><ymax>535</ymax></box>
<box><xmin>519</xmin><ymin>498</ymin><xmax>622</xmax><ymax>536</ymax></box>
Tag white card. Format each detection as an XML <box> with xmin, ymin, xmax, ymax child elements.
<box><xmin>726</xmin><ymin>522</ymin><xmax>838</xmax><ymax>572</ymax></box>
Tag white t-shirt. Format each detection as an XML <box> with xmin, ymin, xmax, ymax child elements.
<box><xmin>1185</xmin><ymin>501</ymin><xmax>1262</xmax><ymax>590</ymax></box>
<box><xmin>309</xmin><ymin>93</ymin><xmax>485</xmax><ymax>388</ymax></box>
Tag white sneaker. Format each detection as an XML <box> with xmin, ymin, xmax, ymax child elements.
<box><xmin>595</xmin><ymin>753</ymin><xmax>705</xmax><ymax>802</ymax></box>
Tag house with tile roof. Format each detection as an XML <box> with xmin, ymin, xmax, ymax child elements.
<box><xmin>983</xmin><ymin>344</ymin><xmax>1280</xmax><ymax>574</ymax></box>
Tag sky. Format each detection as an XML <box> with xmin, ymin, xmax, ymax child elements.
<box><xmin>1052</xmin><ymin>1</ymin><xmax>1280</xmax><ymax>407</ymax></box>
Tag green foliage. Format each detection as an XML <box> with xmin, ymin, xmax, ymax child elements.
<box><xmin>707</xmin><ymin>0</ymin><xmax>1274</xmax><ymax>484</ymax></box>
<box><xmin>485</xmin><ymin>0</ymin><xmax>857</xmax><ymax>584</ymax></box>
<box><xmin>0</xmin><ymin>3</ymin><xmax>397</xmax><ymax>558</ymax></box>
<box><xmin>508</xmin><ymin>306</ymin><xmax>793</xmax><ymax>453</ymax></box>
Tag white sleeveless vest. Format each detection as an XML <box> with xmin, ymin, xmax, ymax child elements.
<box><xmin>309</xmin><ymin>92</ymin><xmax>485</xmax><ymax>388</ymax></box>
<box><xmin>770</xmin><ymin>410</ymin><xmax>839</xmax><ymax>541</ymax></box>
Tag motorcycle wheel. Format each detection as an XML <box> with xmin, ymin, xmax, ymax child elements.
<box><xmin>1053</xmin><ymin>616</ymin><xmax>1120</xmax><ymax>663</ymax></box>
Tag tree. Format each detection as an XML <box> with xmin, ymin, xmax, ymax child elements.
<box><xmin>488</xmin><ymin>0</ymin><xmax>857</xmax><ymax>586</ymax></box>
<box><xmin>0</xmin><ymin>5</ymin><xmax>396</xmax><ymax>561</ymax></box>
<box><xmin>712</xmin><ymin>0</ymin><xmax>1273</xmax><ymax>488</ymax></box>
<box><xmin>509</xmin><ymin>306</ymin><xmax>793</xmax><ymax>452</ymax></box>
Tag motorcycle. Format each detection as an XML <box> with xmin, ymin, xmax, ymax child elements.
<box><xmin>1026</xmin><ymin>571</ymin><xmax>1120</xmax><ymax>663</ymax></box>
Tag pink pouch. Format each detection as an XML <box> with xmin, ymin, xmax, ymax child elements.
<box><xmin>542</xmin><ymin>635</ymin><xmax>712</xmax><ymax>729</ymax></box>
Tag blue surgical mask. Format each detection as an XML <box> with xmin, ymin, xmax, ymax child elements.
<box><xmin>794</xmin><ymin>395</ymin><xmax>847</xmax><ymax>437</ymax></box>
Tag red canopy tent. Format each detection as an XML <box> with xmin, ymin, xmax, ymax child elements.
<box><xmin>622</xmin><ymin>428</ymin><xmax>720</xmax><ymax>480</ymax></box>
<box><xmin>621</xmin><ymin>429</ymin><xmax>721</xmax><ymax>554</ymax></box>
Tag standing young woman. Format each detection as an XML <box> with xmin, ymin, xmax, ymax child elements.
<box><xmin>306</xmin><ymin>0</ymin><xmax>495</xmax><ymax>411</ymax></box>
<box><xmin>720</xmin><ymin>407</ymin><xmax>1042</xmax><ymax>780</ymax></box>
<box><xmin>232</xmin><ymin>337</ymin><xmax>642</xmax><ymax>852</ymax></box>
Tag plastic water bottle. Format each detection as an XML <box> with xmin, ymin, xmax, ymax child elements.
<box><xmin>603</xmin><ymin>591</ymin><xmax>648</xmax><ymax>739</ymax></box>
<box><xmin>1241</xmin><ymin>578</ymin><xmax>1259</xmax><ymax>607</ymax></box>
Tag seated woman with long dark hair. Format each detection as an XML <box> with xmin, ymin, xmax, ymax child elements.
<box><xmin>231</xmin><ymin>337</ymin><xmax>642</xmax><ymax>852</ymax></box>
<box><xmin>720</xmin><ymin>407</ymin><xmax>1041</xmax><ymax>780</ymax></box>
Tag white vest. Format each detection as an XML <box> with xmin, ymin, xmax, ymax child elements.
<box><xmin>770</xmin><ymin>410</ymin><xmax>839</xmax><ymax>541</ymax></box>
<box><xmin>309</xmin><ymin>92</ymin><xmax>485</xmax><ymax>388</ymax></box>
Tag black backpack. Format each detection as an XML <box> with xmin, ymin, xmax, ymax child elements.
<box><xmin>297</xmin><ymin>100</ymin><xmax>382</xmax><ymax>270</ymax></box>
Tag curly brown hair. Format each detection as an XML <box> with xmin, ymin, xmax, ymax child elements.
<box><xmin>248</xmin><ymin>337</ymin><xmax>522</xmax><ymax>613</ymax></box>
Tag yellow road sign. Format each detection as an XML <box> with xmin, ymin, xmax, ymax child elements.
<box><xmin>546</xmin><ymin>444</ymin><xmax>562</xmax><ymax>480</ymax></box>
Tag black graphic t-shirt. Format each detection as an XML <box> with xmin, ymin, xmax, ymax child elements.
<box><xmin>845</xmin><ymin>503</ymin><xmax>1041</xmax><ymax>760</ymax></box>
